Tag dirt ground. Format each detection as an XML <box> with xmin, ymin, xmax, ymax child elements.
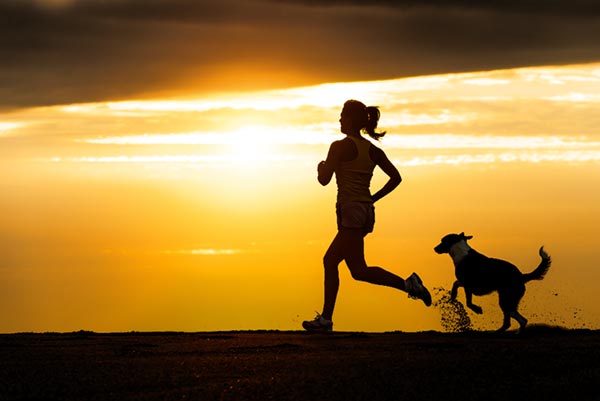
<box><xmin>1</xmin><ymin>327</ymin><xmax>598</xmax><ymax>401</ymax></box>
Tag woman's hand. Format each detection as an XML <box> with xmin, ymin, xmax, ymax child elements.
<box><xmin>318</xmin><ymin>141</ymin><xmax>342</xmax><ymax>186</ymax></box>
<box><xmin>317</xmin><ymin>160</ymin><xmax>332</xmax><ymax>186</ymax></box>
<box><xmin>317</xmin><ymin>161</ymin><xmax>326</xmax><ymax>173</ymax></box>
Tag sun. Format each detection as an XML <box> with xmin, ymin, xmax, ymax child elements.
<box><xmin>230</xmin><ymin>140</ymin><xmax>262</xmax><ymax>163</ymax></box>
<box><xmin>223</xmin><ymin>126</ymin><xmax>274</xmax><ymax>166</ymax></box>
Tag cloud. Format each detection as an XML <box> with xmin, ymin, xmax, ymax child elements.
<box><xmin>161</xmin><ymin>248</ymin><xmax>243</xmax><ymax>256</ymax></box>
<box><xmin>1</xmin><ymin>0</ymin><xmax>600</xmax><ymax>110</ymax></box>
<box><xmin>277</xmin><ymin>0</ymin><xmax>600</xmax><ymax>17</ymax></box>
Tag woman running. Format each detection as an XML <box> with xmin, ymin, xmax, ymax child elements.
<box><xmin>302</xmin><ymin>99</ymin><xmax>431</xmax><ymax>332</ymax></box>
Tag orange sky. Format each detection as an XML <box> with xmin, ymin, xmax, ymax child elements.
<box><xmin>1</xmin><ymin>64</ymin><xmax>600</xmax><ymax>332</ymax></box>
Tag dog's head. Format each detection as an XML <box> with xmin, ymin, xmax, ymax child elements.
<box><xmin>434</xmin><ymin>232</ymin><xmax>473</xmax><ymax>254</ymax></box>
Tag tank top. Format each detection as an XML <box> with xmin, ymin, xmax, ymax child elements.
<box><xmin>335</xmin><ymin>136</ymin><xmax>376</xmax><ymax>203</ymax></box>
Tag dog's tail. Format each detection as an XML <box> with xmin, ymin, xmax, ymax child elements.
<box><xmin>523</xmin><ymin>246</ymin><xmax>551</xmax><ymax>283</ymax></box>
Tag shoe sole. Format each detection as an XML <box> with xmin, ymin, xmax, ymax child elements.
<box><xmin>302</xmin><ymin>323</ymin><xmax>333</xmax><ymax>333</ymax></box>
<box><xmin>302</xmin><ymin>327</ymin><xmax>333</xmax><ymax>333</ymax></box>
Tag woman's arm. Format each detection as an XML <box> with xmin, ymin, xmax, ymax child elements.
<box><xmin>370</xmin><ymin>146</ymin><xmax>402</xmax><ymax>203</ymax></box>
<box><xmin>317</xmin><ymin>141</ymin><xmax>343</xmax><ymax>186</ymax></box>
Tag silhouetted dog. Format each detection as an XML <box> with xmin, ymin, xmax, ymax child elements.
<box><xmin>434</xmin><ymin>233</ymin><xmax>551</xmax><ymax>333</ymax></box>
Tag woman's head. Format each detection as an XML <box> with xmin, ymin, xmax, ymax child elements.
<box><xmin>340</xmin><ymin>99</ymin><xmax>386</xmax><ymax>140</ymax></box>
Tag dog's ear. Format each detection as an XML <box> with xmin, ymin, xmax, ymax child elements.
<box><xmin>460</xmin><ymin>232</ymin><xmax>473</xmax><ymax>240</ymax></box>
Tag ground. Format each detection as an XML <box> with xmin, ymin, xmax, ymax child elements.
<box><xmin>1</xmin><ymin>327</ymin><xmax>598</xmax><ymax>401</ymax></box>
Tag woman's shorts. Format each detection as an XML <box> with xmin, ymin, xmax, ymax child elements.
<box><xmin>336</xmin><ymin>201</ymin><xmax>375</xmax><ymax>234</ymax></box>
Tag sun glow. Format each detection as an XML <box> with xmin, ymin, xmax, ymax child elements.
<box><xmin>221</xmin><ymin>126</ymin><xmax>277</xmax><ymax>166</ymax></box>
<box><xmin>83</xmin><ymin>127</ymin><xmax>337</xmax><ymax>146</ymax></box>
<box><xmin>0</xmin><ymin>122</ymin><xmax>24</xmax><ymax>135</ymax></box>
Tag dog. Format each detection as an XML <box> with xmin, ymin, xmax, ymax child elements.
<box><xmin>434</xmin><ymin>233</ymin><xmax>551</xmax><ymax>333</ymax></box>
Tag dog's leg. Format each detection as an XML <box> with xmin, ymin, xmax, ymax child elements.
<box><xmin>450</xmin><ymin>280</ymin><xmax>462</xmax><ymax>300</ymax></box>
<box><xmin>497</xmin><ymin>313</ymin><xmax>511</xmax><ymax>332</ymax></box>
<box><xmin>510</xmin><ymin>311</ymin><xmax>528</xmax><ymax>334</ymax></box>
<box><xmin>465</xmin><ymin>290</ymin><xmax>483</xmax><ymax>314</ymax></box>
<box><xmin>498</xmin><ymin>286</ymin><xmax>526</xmax><ymax>333</ymax></box>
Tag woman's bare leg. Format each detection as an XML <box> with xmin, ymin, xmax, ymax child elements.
<box><xmin>322</xmin><ymin>229</ymin><xmax>409</xmax><ymax>320</ymax></box>
<box><xmin>321</xmin><ymin>232</ymin><xmax>345</xmax><ymax>320</ymax></box>
<box><xmin>340</xmin><ymin>229</ymin><xmax>407</xmax><ymax>290</ymax></box>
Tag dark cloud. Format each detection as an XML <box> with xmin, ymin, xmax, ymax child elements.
<box><xmin>276</xmin><ymin>0</ymin><xmax>600</xmax><ymax>17</ymax></box>
<box><xmin>1</xmin><ymin>0</ymin><xmax>600</xmax><ymax>110</ymax></box>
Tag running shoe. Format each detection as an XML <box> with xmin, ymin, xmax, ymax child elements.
<box><xmin>406</xmin><ymin>272</ymin><xmax>432</xmax><ymax>306</ymax></box>
<box><xmin>302</xmin><ymin>313</ymin><xmax>333</xmax><ymax>332</ymax></box>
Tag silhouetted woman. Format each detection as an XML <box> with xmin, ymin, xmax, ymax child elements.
<box><xmin>303</xmin><ymin>100</ymin><xmax>431</xmax><ymax>332</ymax></box>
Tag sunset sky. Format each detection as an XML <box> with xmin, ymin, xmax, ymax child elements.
<box><xmin>1</xmin><ymin>0</ymin><xmax>599</xmax><ymax>333</ymax></box>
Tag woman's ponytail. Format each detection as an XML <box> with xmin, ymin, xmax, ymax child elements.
<box><xmin>365</xmin><ymin>106</ymin><xmax>386</xmax><ymax>140</ymax></box>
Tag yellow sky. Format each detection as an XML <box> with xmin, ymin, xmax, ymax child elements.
<box><xmin>1</xmin><ymin>63</ymin><xmax>600</xmax><ymax>332</ymax></box>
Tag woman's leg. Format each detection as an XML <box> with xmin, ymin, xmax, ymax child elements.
<box><xmin>340</xmin><ymin>229</ymin><xmax>407</xmax><ymax>291</ymax></box>
<box><xmin>321</xmin><ymin>232</ymin><xmax>346</xmax><ymax>320</ymax></box>
<box><xmin>318</xmin><ymin>229</ymin><xmax>430</xmax><ymax>325</ymax></box>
